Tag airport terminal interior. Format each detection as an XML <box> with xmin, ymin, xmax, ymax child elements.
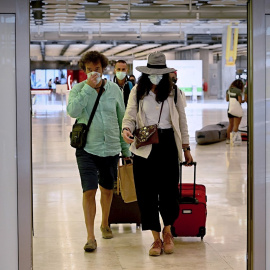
<box><xmin>32</xmin><ymin>94</ymin><xmax>247</xmax><ymax>270</ymax></box>
<box><xmin>29</xmin><ymin>1</ymin><xmax>248</xmax><ymax>269</ymax></box>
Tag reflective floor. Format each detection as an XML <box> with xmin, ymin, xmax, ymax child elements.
<box><xmin>32</xmin><ymin>92</ymin><xmax>247</xmax><ymax>270</ymax></box>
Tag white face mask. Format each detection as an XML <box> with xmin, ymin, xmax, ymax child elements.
<box><xmin>116</xmin><ymin>71</ymin><xmax>126</xmax><ymax>80</ymax></box>
<box><xmin>87</xmin><ymin>71</ymin><xmax>102</xmax><ymax>84</ymax></box>
<box><xmin>148</xmin><ymin>74</ymin><xmax>163</xmax><ymax>85</ymax></box>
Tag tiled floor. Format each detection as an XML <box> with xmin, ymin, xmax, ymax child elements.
<box><xmin>32</xmin><ymin>92</ymin><xmax>247</xmax><ymax>270</ymax></box>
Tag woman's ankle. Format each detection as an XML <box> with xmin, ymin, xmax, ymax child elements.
<box><xmin>163</xmin><ymin>225</ymin><xmax>171</xmax><ymax>234</ymax></box>
<box><xmin>151</xmin><ymin>230</ymin><xmax>161</xmax><ymax>241</ymax></box>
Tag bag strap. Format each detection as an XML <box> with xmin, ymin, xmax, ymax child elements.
<box><xmin>86</xmin><ymin>79</ymin><xmax>104</xmax><ymax>132</ymax></box>
<box><xmin>117</xmin><ymin>165</ymin><xmax>120</xmax><ymax>195</ymax></box>
<box><xmin>116</xmin><ymin>157</ymin><xmax>133</xmax><ymax>195</ymax></box>
<box><xmin>157</xmin><ymin>101</ymin><xmax>164</xmax><ymax>125</ymax></box>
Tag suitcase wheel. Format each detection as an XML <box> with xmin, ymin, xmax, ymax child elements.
<box><xmin>198</xmin><ymin>226</ymin><xmax>206</xmax><ymax>240</ymax></box>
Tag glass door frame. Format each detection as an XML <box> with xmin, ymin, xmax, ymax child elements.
<box><xmin>247</xmin><ymin>0</ymin><xmax>269</xmax><ymax>269</ymax></box>
<box><xmin>1</xmin><ymin>0</ymin><xmax>32</xmax><ymax>269</ymax></box>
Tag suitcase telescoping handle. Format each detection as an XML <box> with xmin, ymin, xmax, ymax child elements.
<box><xmin>179</xmin><ymin>161</ymin><xmax>198</xmax><ymax>204</ymax></box>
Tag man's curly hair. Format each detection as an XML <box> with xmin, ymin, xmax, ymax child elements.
<box><xmin>79</xmin><ymin>51</ymin><xmax>109</xmax><ymax>71</ymax></box>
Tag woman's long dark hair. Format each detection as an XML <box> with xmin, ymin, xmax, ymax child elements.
<box><xmin>136</xmin><ymin>73</ymin><xmax>173</xmax><ymax>104</ymax></box>
<box><xmin>230</xmin><ymin>79</ymin><xmax>244</xmax><ymax>92</ymax></box>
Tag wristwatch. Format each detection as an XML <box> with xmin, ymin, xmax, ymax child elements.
<box><xmin>183</xmin><ymin>146</ymin><xmax>191</xmax><ymax>152</ymax></box>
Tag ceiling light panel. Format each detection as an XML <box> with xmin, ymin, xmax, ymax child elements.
<box><xmin>64</xmin><ymin>44</ymin><xmax>89</xmax><ymax>56</ymax></box>
<box><xmin>98</xmin><ymin>0</ymin><xmax>142</xmax><ymax>3</ymax></box>
<box><xmin>135</xmin><ymin>44</ymin><xmax>183</xmax><ymax>57</ymax></box>
<box><xmin>201</xmin><ymin>44</ymin><xmax>223</xmax><ymax>49</ymax></box>
<box><xmin>237</xmin><ymin>44</ymin><xmax>247</xmax><ymax>48</ymax></box>
<box><xmin>153</xmin><ymin>0</ymin><xmax>197</xmax><ymax>4</ymax></box>
<box><xmin>175</xmin><ymin>44</ymin><xmax>208</xmax><ymax>50</ymax></box>
<box><xmin>209</xmin><ymin>0</ymin><xmax>247</xmax><ymax>5</ymax></box>
<box><xmin>103</xmin><ymin>44</ymin><xmax>138</xmax><ymax>56</ymax></box>
<box><xmin>117</xmin><ymin>44</ymin><xmax>161</xmax><ymax>56</ymax></box>
<box><xmin>135</xmin><ymin>55</ymin><xmax>148</xmax><ymax>60</ymax></box>
<box><xmin>45</xmin><ymin>44</ymin><xmax>65</xmax><ymax>56</ymax></box>
<box><xmin>43</xmin><ymin>4</ymin><xmax>83</xmax><ymax>8</ymax></box>
<box><xmin>84</xmin><ymin>5</ymin><xmax>111</xmax><ymax>19</ymax></box>
<box><xmin>43</xmin><ymin>0</ymin><xmax>82</xmax><ymax>3</ymax></box>
<box><xmin>30</xmin><ymin>44</ymin><xmax>43</xmax><ymax>61</ymax></box>
<box><xmin>86</xmin><ymin>44</ymin><xmax>114</xmax><ymax>53</ymax></box>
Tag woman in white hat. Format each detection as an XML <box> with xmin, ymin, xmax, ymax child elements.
<box><xmin>122</xmin><ymin>52</ymin><xmax>193</xmax><ymax>256</ymax></box>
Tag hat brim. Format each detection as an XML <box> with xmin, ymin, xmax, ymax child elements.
<box><xmin>136</xmin><ymin>66</ymin><xmax>176</xmax><ymax>75</ymax></box>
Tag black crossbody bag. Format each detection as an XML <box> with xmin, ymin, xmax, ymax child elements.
<box><xmin>70</xmin><ymin>80</ymin><xmax>104</xmax><ymax>149</ymax></box>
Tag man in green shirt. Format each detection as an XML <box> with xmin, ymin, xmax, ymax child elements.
<box><xmin>67</xmin><ymin>51</ymin><xmax>131</xmax><ymax>252</ymax></box>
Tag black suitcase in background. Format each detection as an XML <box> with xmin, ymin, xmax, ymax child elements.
<box><xmin>195</xmin><ymin>121</ymin><xmax>228</xmax><ymax>145</ymax></box>
<box><xmin>108</xmin><ymin>158</ymin><xmax>141</xmax><ymax>227</ymax></box>
<box><xmin>108</xmin><ymin>191</ymin><xmax>141</xmax><ymax>227</ymax></box>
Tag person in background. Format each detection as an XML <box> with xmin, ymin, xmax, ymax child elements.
<box><xmin>122</xmin><ymin>52</ymin><xmax>193</xmax><ymax>257</ymax></box>
<box><xmin>54</xmin><ymin>77</ymin><xmax>60</xmax><ymax>84</ymax></box>
<box><xmin>226</xmin><ymin>79</ymin><xmax>244</xmax><ymax>145</ymax></box>
<box><xmin>169</xmin><ymin>71</ymin><xmax>187</xmax><ymax>108</ymax></box>
<box><xmin>67</xmin><ymin>51</ymin><xmax>131</xmax><ymax>252</ymax></box>
<box><xmin>113</xmin><ymin>60</ymin><xmax>133</xmax><ymax>107</ymax></box>
<box><xmin>48</xmin><ymin>79</ymin><xmax>52</xmax><ymax>89</ymax></box>
<box><xmin>129</xmin><ymin>74</ymin><xmax>136</xmax><ymax>86</ymax></box>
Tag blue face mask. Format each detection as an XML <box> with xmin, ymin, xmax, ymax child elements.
<box><xmin>87</xmin><ymin>71</ymin><xmax>102</xmax><ymax>84</ymax></box>
<box><xmin>148</xmin><ymin>74</ymin><xmax>163</xmax><ymax>85</ymax></box>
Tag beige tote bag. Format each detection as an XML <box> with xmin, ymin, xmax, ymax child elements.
<box><xmin>117</xmin><ymin>159</ymin><xmax>137</xmax><ymax>203</ymax></box>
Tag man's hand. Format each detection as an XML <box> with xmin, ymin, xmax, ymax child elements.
<box><xmin>87</xmin><ymin>72</ymin><xmax>101</xmax><ymax>89</ymax></box>
<box><xmin>122</xmin><ymin>156</ymin><xmax>132</xmax><ymax>161</ymax></box>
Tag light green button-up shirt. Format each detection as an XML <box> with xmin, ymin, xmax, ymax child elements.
<box><xmin>67</xmin><ymin>80</ymin><xmax>131</xmax><ymax>157</ymax></box>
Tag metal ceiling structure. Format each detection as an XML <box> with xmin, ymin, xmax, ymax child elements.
<box><xmin>30</xmin><ymin>0</ymin><xmax>248</xmax><ymax>64</ymax></box>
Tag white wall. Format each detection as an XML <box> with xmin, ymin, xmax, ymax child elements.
<box><xmin>0</xmin><ymin>14</ymin><xmax>18</xmax><ymax>269</ymax></box>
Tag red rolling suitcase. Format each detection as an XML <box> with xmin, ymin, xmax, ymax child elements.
<box><xmin>171</xmin><ymin>162</ymin><xmax>207</xmax><ymax>240</ymax></box>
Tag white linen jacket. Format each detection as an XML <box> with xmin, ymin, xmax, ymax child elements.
<box><xmin>122</xmin><ymin>86</ymin><xmax>190</xmax><ymax>161</ymax></box>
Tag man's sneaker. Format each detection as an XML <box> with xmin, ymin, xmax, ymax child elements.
<box><xmin>149</xmin><ymin>239</ymin><xmax>163</xmax><ymax>256</ymax></box>
<box><xmin>84</xmin><ymin>239</ymin><xmax>97</xmax><ymax>252</ymax></box>
<box><xmin>100</xmin><ymin>225</ymin><xmax>113</xmax><ymax>239</ymax></box>
<box><xmin>162</xmin><ymin>230</ymin><xmax>174</xmax><ymax>254</ymax></box>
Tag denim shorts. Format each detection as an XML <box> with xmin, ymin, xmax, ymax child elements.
<box><xmin>75</xmin><ymin>149</ymin><xmax>119</xmax><ymax>192</ymax></box>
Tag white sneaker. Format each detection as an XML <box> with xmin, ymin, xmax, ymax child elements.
<box><xmin>226</xmin><ymin>139</ymin><xmax>230</xmax><ymax>144</ymax></box>
<box><xmin>234</xmin><ymin>132</ymin><xmax>242</xmax><ymax>146</ymax></box>
<box><xmin>230</xmin><ymin>132</ymin><xmax>235</xmax><ymax>146</ymax></box>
